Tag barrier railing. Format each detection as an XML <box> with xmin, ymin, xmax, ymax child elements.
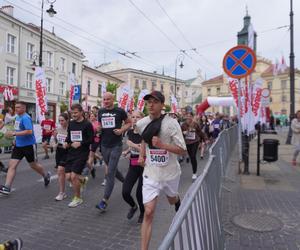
<box><xmin>158</xmin><ymin>125</ymin><xmax>238</xmax><ymax>250</ymax></box>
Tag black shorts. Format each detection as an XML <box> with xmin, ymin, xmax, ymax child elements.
<box><xmin>55</xmin><ymin>146</ymin><xmax>67</xmax><ymax>168</ymax></box>
<box><xmin>42</xmin><ymin>135</ymin><xmax>51</xmax><ymax>144</ymax></box>
<box><xmin>11</xmin><ymin>145</ymin><xmax>37</xmax><ymax>163</ymax></box>
<box><xmin>90</xmin><ymin>142</ymin><xmax>100</xmax><ymax>153</ymax></box>
<box><xmin>65</xmin><ymin>153</ymin><xmax>89</xmax><ymax>175</ymax></box>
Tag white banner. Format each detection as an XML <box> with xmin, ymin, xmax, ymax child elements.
<box><xmin>118</xmin><ymin>84</ymin><xmax>130</xmax><ymax>110</ymax></box>
<box><xmin>170</xmin><ymin>95</ymin><xmax>178</xmax><ymax>113</ymax></box>
<box><xmin>137</xmin><ymin>89</ymin><xmax>149</xmax><ymax>112</ymax></box>
<box><xmin>34</xmin><ymin>67</ymin><xmax>48</xmax><ymax>123</ymax></box>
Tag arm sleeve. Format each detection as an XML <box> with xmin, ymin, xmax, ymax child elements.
<box><xmin>23</xmin><ymin>116</ymin><xmax>33</xmax><ymax>131</ymax></box>
<box><xmin>65</xmin><ymin>125</ymin><xmax>71</xmax><ymax>144</ymax></box>
<box><xmin>81</xmin><ymin>122</ymin><xmax>94</xmax><ymax>147</ymax></box>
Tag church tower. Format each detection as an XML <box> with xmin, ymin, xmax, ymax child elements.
<box><xmin>237</xmin><ymin>7</ymin><xmax>257</xmax><ymax>52</ymax></box>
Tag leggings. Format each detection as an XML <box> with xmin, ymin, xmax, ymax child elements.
<box><xmin>122</xmin><ymin>165</ymin><xmax>144</xmax><ymax>214</ymax></box>
<box><xmin>293</xmin><ymin>145</ymin><xmax>300</xmax><ymax>160</ymax></box>
<box><xmin>186</xmin><ymin>141</ymin><xmax>200</xmax><ymax>174</ymax></box>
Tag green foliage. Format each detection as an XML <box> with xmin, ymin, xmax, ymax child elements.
<box><xmin>164</xmin><ymin>104</ymin><xmax>171</xmax><ymax>113</ymax></box>
<box><xmin>60</xmin><ymin>90</ymin><xmax>69</xmax><ymax>113</ymax></box>
<box><xmin>106</xmin><ymin>81</ymin><xmax>118</xmax><ymax>96</ymax></box>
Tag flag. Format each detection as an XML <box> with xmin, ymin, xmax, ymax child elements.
<box><xmin>273</xmin><ymin>58</ymin><xmax>279</xmax><ymax>76</ymax></box>
<box><xmin>118</xmin><ymin>84</ymin><xmax>130</xmax><ymax>110</ymax></box>
<box><xmin>248</xmin><ymin>23</ymin><xmax>255</xmax><ymax>50</ymax></box>
<box><xmin>127</xmin><ymin>89</ymin><xmax>135</xmax><ymax>112</ymax></box>
<box><xmin>170</xmin><ymin>95</ymin><xmax>178</xmax><ymax>113</ymax></box>
<box><xmin>68</xmin><ymin>73</ymin><xmax>76</xmax><ymax>110</ymax></box>
<box><xmin>3</xmin><ymin>87</ymin><xmax>14</xmax><ymax>101</ymax></box>
<box><xmin>137</xmin><ymin>89</ymin><xmax>149</xmax><ymax>112</ymax></box>
<box><xmin>34</xmin><ymin>67</ymin><xmax>48</xmax><ymax>122</ymax></box>
<box><xmin>101</xmin><ymin>81</ymin><xmax>106</xmax><ymax>107</ymax></box>
<box><xmin>278</xmin><ymin>55</ymin><xmax>288</xmax><ymax>73</ymax></box>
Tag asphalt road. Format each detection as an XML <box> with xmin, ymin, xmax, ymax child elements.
<box><xmin>0</xmin><ymin>150</ymin><xmax>208</xmax><ymax>250</ymax></box>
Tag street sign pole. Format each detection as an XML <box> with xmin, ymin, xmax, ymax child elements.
<box><xmin>237</xmin><ymin>79</ymin><xmax>243</xmax><ymax>173</ymax></box>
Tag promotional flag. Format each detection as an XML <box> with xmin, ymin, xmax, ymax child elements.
<box><xmin>137</xmin><ymin>89</ymin><xmax>149</xmax><ymax>112</ymax></box>
<box><xmin>118</xmin><ymin>84</ymin><xmax>130</xmax><ymax>110</ymax></box>
<box><xmin>170</xmin><ymin>95</ymin><xmax>178</xmax><ymax>113</ymax></box>
<box><xmin>68</xmin><ymin>73</ymin><xmax>76</xmax><ymax>109</ymax></box>
<box><xmin>34</xmin><ymin>67</ymin><xmax>48</xmax><ymax>122</ymax></box>
<box><xmin>127</xmin><ymin>89</ymin><xmax>135</xmax><ymax>112</ymax></box>
<box><xmin>3</xmin><ymin>87</ymin><xmax>14</xmax><ymax>101</ymax></box>
<box><xmin>248</xmin><ymin>23</ymin><xmax>255</xmax><ymax>50</ymax></box>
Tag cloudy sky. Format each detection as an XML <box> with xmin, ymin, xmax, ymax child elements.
<box><xmin>2</xmin><ymin>0</ymin><xmax>299</xmax><ymax>80</ymax></box>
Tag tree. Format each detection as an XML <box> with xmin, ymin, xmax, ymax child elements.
<box><xmin>106</xmin><ymin>81</ymin><xmax>118</xmax><ymax>96</ymax></box>
<box><xmin>164</xmin><ymin>104</ymin><xmax>171</xmax><ymax>113</ymax></box>
<box><xmin>60</xmin><ymin>90</ymin><xmax>69</xmax><ymax>113</ymax></box>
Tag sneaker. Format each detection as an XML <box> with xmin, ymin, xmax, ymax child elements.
<box><xmin>127</xmin><ymin>205</ymin><xmax>138</xmax><ymax>220</ymax></box>
<box><xmin>43</xmin><ymin>155</ymin><xmax>50</xmax><ymax>160</ymax></box>
<box><xmin>44</xmin><ymin>172</ymin><xmax>51</xmax><ymax>186</ymax></box>
<box><xmin>0</xmin><ymin>185</ymin><xmax>11</xmax><ymax>195</ymax></box>
<box><xmin>175</xmin><ymin>197</ymin><xmax>181</xmax><ymax>212</ymax></box>
<box><xmin>91</xmin><ymin>168</ymin><xmax>96</xmax><ymax>179</ymax></box>
<box><xmin>68</xmin><ymin>196</ymin><xmax>83</xmax><ymax>208</ymax></box>
<box><xmin>4</xmin><ymin>238</ymin><xmax>23</xmax><ymax>250</ymax></box>
<box><xmin>101</xmin><ymin>179</ymin><xmax>107</xmax><ymax>186</ymax></box>
<box><xmin>137</xmin><ymin>213</ymin><xmax>144</xmax><ymax>224</ymax></box>
<box><xmin>55</xmin><ymin>192</ymin><xmax>67</xmax><ymax>201</ymax></box>
<box><xmin>96</xmin><ymin>200</ymin><xmax>107</xmax><ymax>211</ymax></box>
<box><xmin>192</xmin><ymin>174</ymin><xmax>197</xmax><ymax>181</ymax></box>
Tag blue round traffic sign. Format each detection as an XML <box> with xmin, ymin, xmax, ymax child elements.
<box><xmin>223</xmin><ymin>45</ymin><xmax>256</xmax><ymax>79</ymax></box>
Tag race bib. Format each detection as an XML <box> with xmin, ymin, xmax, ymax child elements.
<box><xmin>214</xmin><ymin>124</ymin><xmax>220</xmax><ymax>129</ymax></box>
<box><xmin>101</xmin><ymin>117</ymin><xmax>116</xmax><ymax>128</ymax></box>
<box><xmin>14</xmin><ymin>121</ymin><xmax>20</xmax><ymax>130</ymax></box>
<box><xmin>44</xmin><ymin>124</ymin><xmax>51</xmax><ymax>130</ymax></box>
<box><xmin>70</xmin><ymin>131</ymin><xmax>82</xmax><ymax>142</ymax></box>
<box><xmin>57</xmin><ymin>134</ymin><xmax>67</xmax><ymax>144</ymax></box>
<box><xmin>186</xmin><ymin>131</ymin><xmax>196</xmax><ymax>140</ymax></box>
<box><xmin>149</xmin><ymin>149</ymin><xmax>169</xmax><ymax>167</ymax></box>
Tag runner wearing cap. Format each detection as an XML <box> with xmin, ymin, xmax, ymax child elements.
<box><xmin>136</xmin><ymin>91</ymin><xmax>187</xmax><ymax>250</ymax></box>
<box><xmin>96</xmin><ymin>92</ymin><xmax>131</xmax><ymax>211</ymax></box>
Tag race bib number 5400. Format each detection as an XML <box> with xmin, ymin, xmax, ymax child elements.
<box><xmin>149</xmin><ymin>149</ymin><xmax>169</xmax><ymax>167</ymax></box>
<box><xmin>101</xmin><ymin>117</ymin><xmax>116</xmax><ymax>128</ymax></box>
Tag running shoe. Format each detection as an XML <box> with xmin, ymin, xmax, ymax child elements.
<box><xmin>68</xmin><ymin>196</ymin><xmax>83</xmax><ymax>208</ymax></box>
<box><xmin>96</xmin><ymin>200</ymin><xmax>107</xmax><ymax>211</ymax></box>
<box><xmin>43</xmin><ymin>155</ymin><xmax>50</xmax><ymax>160</ymax></box>
<box><xmin>91</xmin><ymin>168</ymin><xmax>96</xmax><ymax>179</ymax></box>
<box><xmin>3</xmin><ymin>238</ymin><xmax>23</xmax><ymax>250</ymax></box>
<box><xmin>101</xmin><ymin>179</ymin><xmax>107</xmax><ymax>186</ymax></box>
<box><xmin>127</xmin><ymin>205</ymin><xmax>138</xmax><ymax>220</ymax></box>
<box><xmin>192</xmin><ymin>174</ymin><xmax>197</xmax><ymax>181</ymax></box>
<box><xmin>175</xmin><ymin>197</ymin><xmax>181</xmax><ymax>212</ymax></box>
<box><xmin>44</xmin><ymin>172</ymin><xmax>51</xmax><ymax>186</ymax></box>
<box><xmin>55</xmin><ymin>192</ymin><xmax>67</xmax><ymax>201</ymax></box>
<box><xmin>0</xmin><ymin>185</ymin><xmax>10</xmax><ymax>195</ymax></box>
<box><xmin>137</xmin><ymin>213</ymin><xmax>144</xmax><ymax>224</ymax></box>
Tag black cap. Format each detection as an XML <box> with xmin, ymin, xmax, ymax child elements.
<box><xmin>144</xmin><ymin>91</ymin><xmax>165</xmax><ymax>103</ymax></box>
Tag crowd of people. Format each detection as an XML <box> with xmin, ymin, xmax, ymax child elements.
<box><xmin>0</xmin><ymin>91</ymin><xmax>237</xmax><ymax>250</ymax></box>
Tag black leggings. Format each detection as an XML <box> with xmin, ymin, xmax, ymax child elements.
<box><xmin>186</xmin><ymin>142</ymin><xmax>200</xmax><ymax>174</ymax></box>
<box><xmin>122</xmin><ymin>165</ymin><xmax>144</xmax><ymax>214</ymax></box>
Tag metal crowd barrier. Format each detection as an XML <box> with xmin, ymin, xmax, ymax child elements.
<box><xmin>158</xmin><ymin>125</ymin><xmax>238</xmax><ymax>250</ymax></box>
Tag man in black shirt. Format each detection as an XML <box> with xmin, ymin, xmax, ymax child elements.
<box><xmin>96</xmin><ymin>92</ymin><xmax>131</xmax><ymax>211</ymax></box>
<box><xmin>64</xmin><ymin>104</ymin><xmax>93</xmax><ymax>208</ymax></box>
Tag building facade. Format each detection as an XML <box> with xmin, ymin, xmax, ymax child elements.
<box><xmin>184</xmin><ymin>70</ymin><xmax>204</xmax><ymax>109</ymax></box>
<box><xmin>81</xmin><ymin>65</ymin><xmax>123</xmax><ymax>109</ymax></box>
<box><xmin>99</xmin><ymin>68</ymin><xmax>186</xmax><ymax>108</ymax></box>
<box><xmin>0</xmin><ymin>5</ymin><xmax>84</xmax><ymax>122</ymax></box>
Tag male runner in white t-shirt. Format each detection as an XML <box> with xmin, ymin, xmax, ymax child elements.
<box><xmin>136</xmin><ymin>91</ymin><xmax>187</xmax><ymax>250</ymax></box>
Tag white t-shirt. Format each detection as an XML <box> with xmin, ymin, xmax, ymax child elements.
<box><xmin>136</xmin><ymin>115</ymin><xmax>187</xmax><ymax>181</ymax></box>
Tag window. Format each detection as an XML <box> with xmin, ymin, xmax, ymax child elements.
<box><xmin>151</xmin><ymin>80</ymin><xmax>157</xmax><ymax>90</ymax></box>
<box><xmin>281</xmin><ymin>95</ymin><xmax>287</xmax><ymax>102</ymax></box>
<box><xmin>142</xmin><ymin>80</ymin><xmax>147</xmax><ymax>89</ymax></box>
<box><xmin>6</xmin><ymin>67</ymin><xmax>15</xmax><ymax>85</ymax></box>
<box><xmin>60</xmin><ymin>57</ymin><xmax>65</xmax><ymax>72</ymax></box>
<box><xmin>59</xmin><ymin>81</ymin><xmax>65</xmax><ymax>95</ymax></box>
<box><xmin>7</xmin><ymin>34</ymin><xmax>16</xmax><ymax>53</ymax></box>
<box><xmin>217</xmin><ymin>87</ymin><xmax>220</xmax><ymax>95</ymax></box>
<box><xmin>26</xmin><ymin>72</ymin><xmax>33</xmax><ymax>89</ymax></box>
<box><xmin>26</xmin><ymin>43</ymin><xmax>34</xmax><ymax>60</ymax></box>
<box><xmin>87</xmin><ymin>80</ymin><xmax>91</xmax><ymax>95</ymax></box>
<box><xmin>47</xmin><ymin>52</ymin><xmax>53</xmax><ymax>67</ymax></box>
<box><xmin>160</xmin><ymin>84</ymin><xmax>164</xmax><ymax>92</ymax></box>
<box><xmin>281</xmin><ymin>80</ymin><xmax>287</xmax><ymax>89</ymax></box>
<box><xmin>46</xmin><ymin>78</ymin><xmax>52</xmax><ymax>93</ymax></box>
<box><xmin>98</xmin><ymin>84</ymin><xmax>101</xmax><ymax>97</ymax></box>
<box><xmin>72</xmin><ymin>63</ymin><xmax>76</xmax><ymax>74</ymax></box>
<box><xmin>171</xmin><ymin>85</ymin><xmax>174</xmax><ymax>93</ymax></box>
<box><xmin>135</xmin><ymin>79</ymin><xmax>139</xmax><ymax>89</ymax></box>
<box><xmin>267</xmin><ymin>81</ymin><xmax>272</xmax><ymax>90</ymax></box>
<box><xmin>177</xmin><ymin>86</ymin><xmax>180</xmax><ymax>93</ymax></box>
<box><xmin>207</xmin><ymin>88</ymin><xmax>211</xmax><ymax>96</ymax></box>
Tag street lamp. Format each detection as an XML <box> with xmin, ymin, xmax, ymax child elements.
<box><xmin>174</xmin><ymin>53</ymin><xmax>184</xmax><ymax>99</ymax></box>
<box><xmin>39</xmin><ymin>0</ymin><xmax>57</xmax><ymax>67</ymax></box>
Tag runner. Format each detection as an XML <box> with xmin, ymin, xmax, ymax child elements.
<box><xmin>87</xmin><ymin>112</ymin><xmax>101</xmax><ymax>178</ymax></box>
<box><xmin>181</xmin><ymin>112</ymin><xmax>206</xmax><ymax>181</ymax></box>
<box><xmin>53</xmin><ymin>113</ymin><xmax>69</xmax><ymax>201</ymax></box>
<box><xmin>41</xmin><ymin>111</ymin><xmax>55</xmax><ymax>159</ymax></box>
<box><xmin>199</xmin><ymin>114</ymin><xmax>211</xmax><ymax>159</ymax></box>
<box><xmin>136</xmin><ymin>91</ymin><xmax>187</xmax><ymax>250</ymax></box>
<box><xmin>0</xmin><ymin>119</ymin><xmax>8</xmax><ymax>173</ymax></box>
<box><xmin>0</xmin><ymin>101</ymin><xmax>51</xmax><ymax>195</ymax></box>
<box><xmin>63</xmin><ymin>104</ymin><xmax>93</xmax><ymax>207</ymax></box>
<box><xmin>122</xmin><ymin>111</ymin><xmax>145</xmax><ymax>223</ymax></box>
<box><xmin>95</xmin><ymin>92</ymin><xmax>131</xmax><ymax>211</ymax></box>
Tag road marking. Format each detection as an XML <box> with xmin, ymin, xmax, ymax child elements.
<box><xmin>37</xmin><ymin>174</ymin><xmax>58</xmax><ymax>182</ymax></box>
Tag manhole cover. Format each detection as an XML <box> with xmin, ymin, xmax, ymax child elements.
<box><xmin>232</xmin><ymin>213</ymin><xmax>283</xmax><ymax>232</ymax></box>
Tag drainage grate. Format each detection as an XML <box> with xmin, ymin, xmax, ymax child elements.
<box><xmin>232</xmin><ymin>213</ymin><xmax>283</xmax><ymax>232</ymax></box>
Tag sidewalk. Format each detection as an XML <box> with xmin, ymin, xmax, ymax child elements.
<box><xmin>222</xmin><ymin>130</ymin><xmax>300</xmax><ymax>250</ymax></box>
